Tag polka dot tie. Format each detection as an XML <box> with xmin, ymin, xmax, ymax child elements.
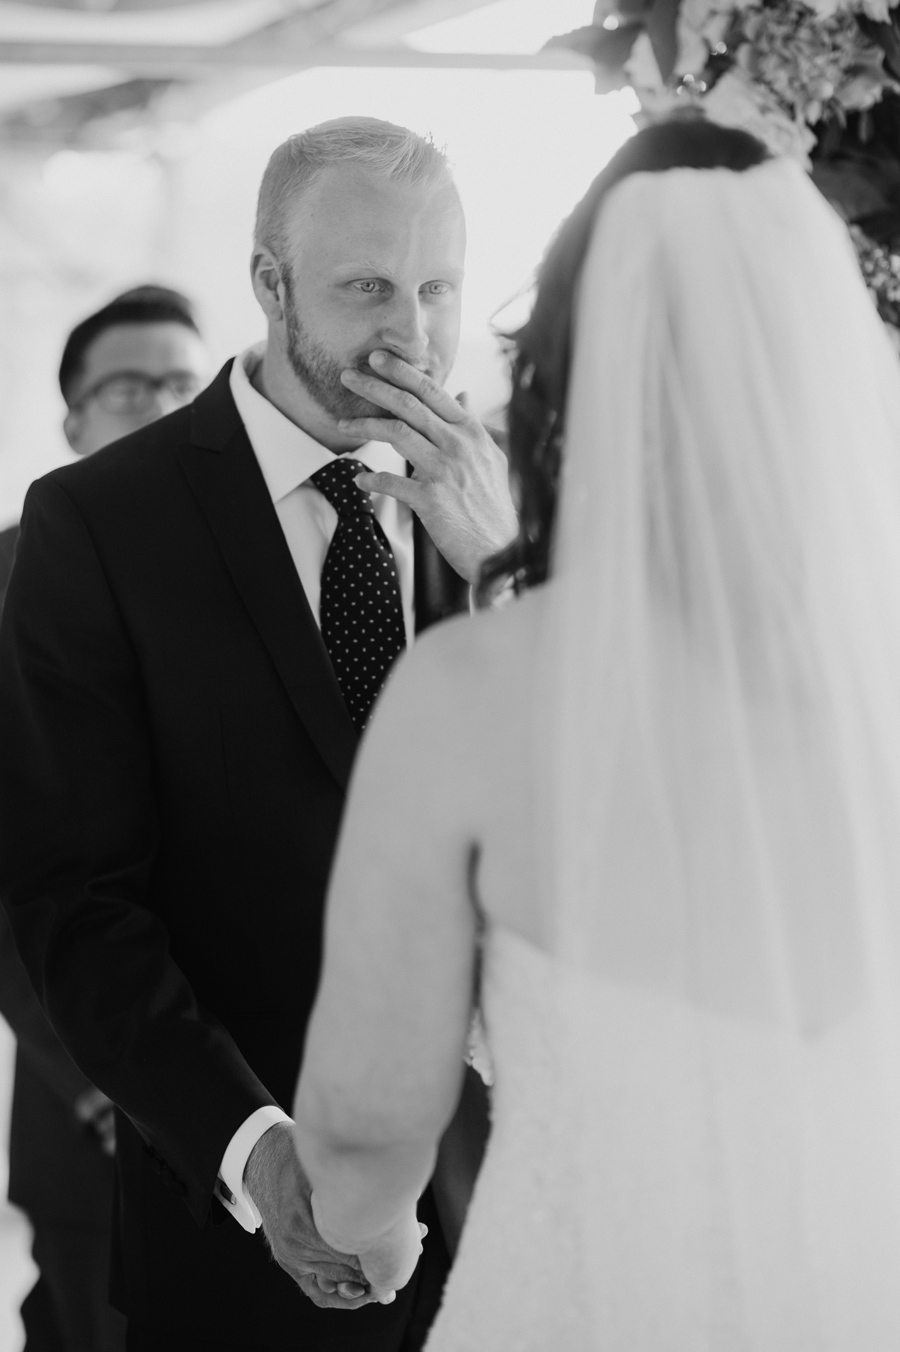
<box><xmin>311</xmin><ymin>456</ymin><xmax>407</xmax><ymax>733</ymax></box>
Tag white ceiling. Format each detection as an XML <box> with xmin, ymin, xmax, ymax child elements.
<box><xmin>0</xmin><ymin>0</ymin><xmax>301</xmax><ymax>44</ymax></box>
<box><xmin>0</xmin><ymin>0</ymin><xmax>591</xmax><ymax>137</ymax></box>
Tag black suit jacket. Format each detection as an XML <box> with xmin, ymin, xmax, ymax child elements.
<box><xmin>0</xmin><ymin>523</ymin><xmax>17</xmax><ymax>609</ymax></box>
<box><xmin>0</xmin><ymin>903</ymin><xmax>116</xmax><ymax>1228</ymax></box>
<box><xmin>0</xmin><ymin>365</ymin><xmax>468</xmax><ymax>1348</ymax></box>
<box><xmin>0</xmin><ymin>522</ymin><xmax>116</xmax><ymax>1229</ymax></box>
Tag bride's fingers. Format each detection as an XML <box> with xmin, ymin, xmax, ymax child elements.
<box><xmin>297</xmin><ymin>1273</ymin><xmax>374</xmax><ymax>1309</ymax></box>
<box><xmin>337</xmin><ymin>1280</ymin><xmax>369</xmax><ymax>1299</ymax></box>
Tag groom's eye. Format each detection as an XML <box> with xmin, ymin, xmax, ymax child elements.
<box><xmin>353</xmin><ymin>279</ymin><xmax>386</xmax><ymax>295</ymax></box>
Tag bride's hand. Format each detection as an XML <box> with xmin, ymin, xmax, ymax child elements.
<box><xmin>357</xmin><ymin>1213</ymin><xmax>428</xmax><ymax>1304</ymax></box>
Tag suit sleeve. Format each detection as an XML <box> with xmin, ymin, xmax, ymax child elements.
<box><xmin>0</xmin><ymin>477</ymin><xmax>276</xmax><ymax>1224</ymax></box>
<box><xmin>0</xmin><ymin>902</ymin><xmax>94</xmax><ymax>1107</ymax></box>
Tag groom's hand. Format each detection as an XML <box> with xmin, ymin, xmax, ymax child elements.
<box><xmin>244</xmin><ymin>1123</ymin><xmax>376</xmax><ymax>1310</ymax></box>
<box><xmin>338</xmin><ymin>350</ymin><xmax>518</xmax><ymax>585</ymax></box>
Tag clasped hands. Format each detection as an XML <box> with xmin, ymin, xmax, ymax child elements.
<box><xmin>245</xmin><ymin>1124</ymin><xmax>424</xmax><ymax>1311</ymax></box>
<box><xmin>338</xmin><ymin>350</ymin><xmax>518</xmax><ymax>585</ymax></box>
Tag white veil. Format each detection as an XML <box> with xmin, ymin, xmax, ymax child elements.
<box><xmin>544</xmin><ymin>157</ymin><xmax>900</xmax><ymax>1347</ymax></box>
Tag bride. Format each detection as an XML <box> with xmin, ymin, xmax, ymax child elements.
<box><xmin>292</xmin><ymin>117</ymin><xmax>900</xmax><ymax>1348</ymax></box>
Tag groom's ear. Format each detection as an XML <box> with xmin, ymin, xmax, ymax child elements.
<box><xmin>63</xmin><ymin>405</ymin><xmax>86</xmax><ymax>456</ymax></box>
<box><xmin>251</xmin><ymin>245</ymin><xmax>287</xmax><ymax>327</ymax></box>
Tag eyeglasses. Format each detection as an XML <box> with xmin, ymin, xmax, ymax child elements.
<box><xmin>74</xmin><ymin>370</ymin><xmax>203</xmax><ymax>416</ymax></box>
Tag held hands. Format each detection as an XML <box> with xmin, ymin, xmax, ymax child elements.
<box><xmin>338</xmin><ymin>351</ymin><xmax>518</xmax><ymax>585</ymax></box>
<box><xmin>244</xmin><ymin>1123</ymin><xmax>377</xmax><ymax>1311</ymax></box>
<box><xmin>309</xmin><ymin>1192</ymin><xmax>427</xmax><ymax>1306</ymax></box>
<box><xmin>357</xmin><ymin>1213</ymin><xmax>428</xmax><ymax>1304</ymax></box>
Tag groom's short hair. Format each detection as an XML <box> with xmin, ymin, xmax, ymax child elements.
<box><xmin>254</xmin><ymin>117</ymin><xmax>452</xmax><ymax>263</ymax></box>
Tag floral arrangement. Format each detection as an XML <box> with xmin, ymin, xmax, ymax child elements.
<box><xmin>548</xmin><ymin>0</ymin><xmax>900</xmax><ymax>327</ymax></box>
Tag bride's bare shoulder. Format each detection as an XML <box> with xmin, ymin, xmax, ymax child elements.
<box><xmin>368</xmin><ymin>586</ymin><xmax>548</xmax><ymax>766</ymax></box>
<box><xmin>399</xmin><ymin>586</ymin><xmax>547</xmax><ymax>695</ymax></box>
<box><xmin>355</xmin><ymin>589</ymin><xmax>546</xmax><ymax>870</ymax></box>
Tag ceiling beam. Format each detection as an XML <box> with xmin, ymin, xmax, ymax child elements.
<box><xmin>0</xmin><ymin>41</ymin><xmax>589</xmax><ymax>74</ymax></box>
<box><xmin>228</xmin><ymin>0</ymin><xmax>415</xmax><ymax>56</ymax></box>
<box><xmin>341</xmin><ymin>0</ymin><xmax>503</xmax><ymax>44</ymax></box>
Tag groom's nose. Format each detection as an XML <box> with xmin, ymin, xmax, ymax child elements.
<box><xmin>378</xmin><ymin>291</ymin><xmax>429</xmax><ymax>365</ymax></box>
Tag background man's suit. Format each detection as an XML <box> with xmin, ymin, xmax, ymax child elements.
<box><xmin>1</xmin><ymin>521</ymin><xmax>126</xmax><ymax>1352</ymax></box>
<box><xmin>0</xmin><ymin>905</ymin><xmax>125</xmax><ymax>1352</ymax></box>
<box><xmin>0</xmin><ymin>524</ymin><xmax>17</xmax><ymax>606</ymax></box>
<box><xmin>0</xmin><ymin>363</ymin><xmax>469</xmax><ymax>1350</ymax></box>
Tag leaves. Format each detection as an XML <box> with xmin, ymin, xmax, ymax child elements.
<box><xmin>544</xmin><ymin>21</ymin><xmax>643</xmax><ymax>71</ymax></box>
<box><xmin>545</xmin><ymin>0</ymin><xmax>681</xmax><ymax>87</ymax></box>
<box><xmin>544</xmin><ymin>19</ymin><xmax>646</xmax><ymax>92</ymax></box>
<box><xmin>809</xmin><ymin>88</ymin><xmax>900</xmax><ymax>252</ymax></box>
<box><xmin>646</xmin><ymin>0</ymin><xmax>685</xmax><ymax>79</ymax></box>
<box><xmin>811</xmin><ymin>160</ymin><xmax>893</xmax><ymax>216</ymax></box>
<box><xmin>857</xmin><ymin>13</ymin><xmax>900</xmax><ymax>80</ymax></box>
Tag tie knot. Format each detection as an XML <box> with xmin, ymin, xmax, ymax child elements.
<box><xmin>310</xmin><ymin>457</ymin><xmax>372</xmax><ymax>516</ymax></box>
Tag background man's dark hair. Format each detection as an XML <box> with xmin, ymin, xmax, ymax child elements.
<box><xmin>59</xmin><ymin>284</ymin><xmax>200</xmax><ymax>407</ymax></box>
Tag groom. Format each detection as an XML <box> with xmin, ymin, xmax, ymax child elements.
<box><xmin>0</xmin><ymin>119</ymin><xmax>515</xmax><ymax>1351</ymax></box>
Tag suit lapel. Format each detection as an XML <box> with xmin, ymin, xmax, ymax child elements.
<box><xmin>179</xmin><ymin>364</ymin><xmax>358</xmax><ymax>792</ymax></box>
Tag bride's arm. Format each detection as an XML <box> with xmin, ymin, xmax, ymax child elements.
<box><xmin>293</xmin><ymin>617</ymin><xmax>481</xmax><ymax>1293</ymax></box>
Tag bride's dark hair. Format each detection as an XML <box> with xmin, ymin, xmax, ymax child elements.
<box><xmin>478</xmin><ymin>117</ymin><xmax>770</xmax><ymax>602</ymax></box>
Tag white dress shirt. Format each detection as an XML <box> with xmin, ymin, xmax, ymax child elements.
<box><xmin>230</xmin><ymin>345</ymin><xmax>415</xmax><ymax>644</ymax></box>
<box><xmin>216</xmin><ymin>345</ymin><xmax>415</xmax><ymax>1231</ymax></box>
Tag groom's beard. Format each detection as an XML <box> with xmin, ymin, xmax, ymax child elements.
<box><xmin>283</xmin><ymin>273</ymin><xmax>386</xmax><ymax>432</ymax></box>
<box><xmin>283</xmin><ymin>271</ymin><xmax>437</xmax><ymax>441</ymax></box>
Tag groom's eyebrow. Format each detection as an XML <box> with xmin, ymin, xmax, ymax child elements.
<box><xmin>335</xmin><ymin>259</ymin><xmax>392</xmax><ymax>275</ymax></box>
<box><xmin>334</xmin><ymin>259</ymin><xmax>464</xmax><ymax>282</ymax></box>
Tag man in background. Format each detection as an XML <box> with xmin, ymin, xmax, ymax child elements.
<box><xmin>0</xmin><ymin>285</ymin><xmax>210</xmax><ymax>602</ymax></box>
<box><xmin>0</xmin><ymin>284</ymin><xmax>210</xmax><ymax>1352</ymax></box>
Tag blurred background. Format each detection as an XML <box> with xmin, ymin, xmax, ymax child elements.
<box><xmin>0</xmin><ymin>0</ymin><xmax>640</xmax><ymax>528</ymax></box>
<box><xmin>0</xmin><ymin>0</ymin><xmax>638</xmax><ymax>1345</ymax></box>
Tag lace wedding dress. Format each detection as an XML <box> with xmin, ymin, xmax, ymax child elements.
<box><xmin>426</xmin><ymin>922</ymin><xmax>900</xmax><ymax>1351</ymax></box>
<box><xmin>424</xmin><ymin>926</ymin><xmax>591</xmax><ymax>1351</ymax></box>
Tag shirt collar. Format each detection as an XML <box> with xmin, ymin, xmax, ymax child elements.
<box><xmin>229</xmin><ymin>343</ymin><xmax>406</xmax><ymax>505</ymax></box>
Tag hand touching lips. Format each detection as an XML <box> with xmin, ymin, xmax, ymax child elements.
<box><xmin>338</xmin><ymin>350</ymin><xmax>518</xmax><ymax>585</ymax></box>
